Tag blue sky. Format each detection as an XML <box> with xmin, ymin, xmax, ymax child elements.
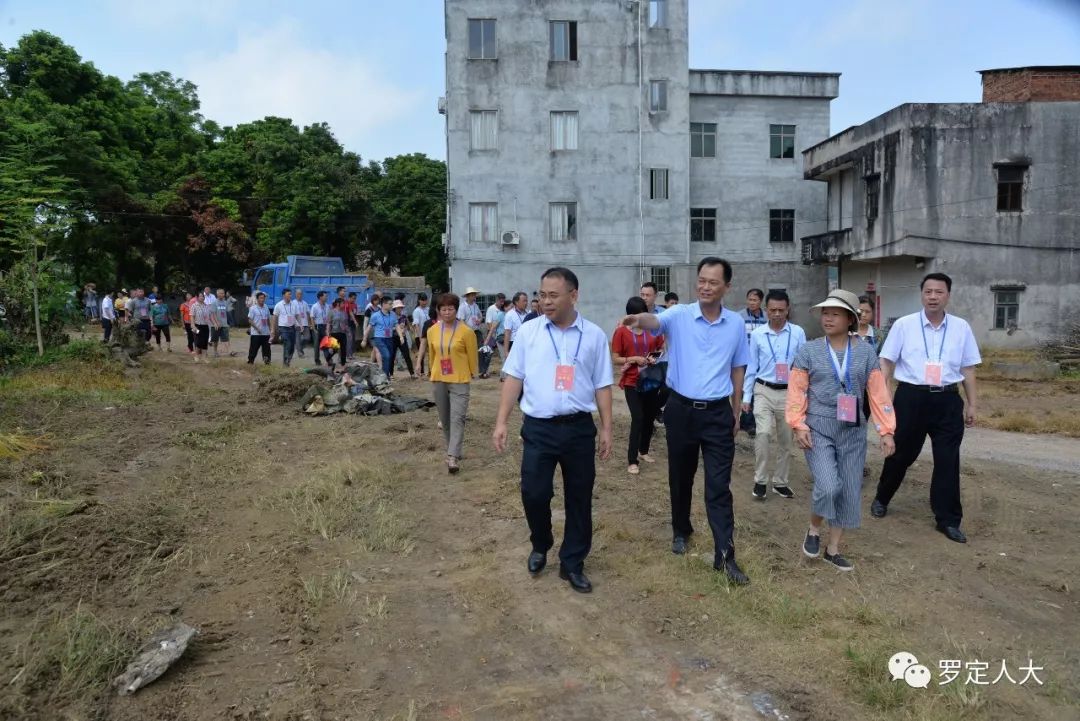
<box><xmin>2</xmin><ymin>0</ymin><xmax>1078</xmax><ymax>162</ymax></box>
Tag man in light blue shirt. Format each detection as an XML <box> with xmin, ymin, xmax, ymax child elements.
<box><xmin>622</xmin><ymin>257</ymin><xmax>751</xmax><ymax>586</ymax></box>
<box><xmin>494</xmin><ymin>267</ymin><xmax>613</xmax><ymax>594</ymax></box>
<box><xmin>741</xmin><ymin>290</ymin><xmax>806</xmax><ymax>501</ymax></box>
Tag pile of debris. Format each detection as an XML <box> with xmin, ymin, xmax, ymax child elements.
<box><xmin>107</xmin><ymin>323</ymin><xmax>151</xmax><ymax>368</ymax></box>
<box><xmin>1042</xmin><ymin>321</ymin><xmax>1080</xmax><ymax>371</ymax></box>
<box><xmin>295</xmin><ymin>362</ymin><xmax>434</xmax><ymax>416</ymax></box>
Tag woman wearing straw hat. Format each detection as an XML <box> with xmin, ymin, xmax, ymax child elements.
<box><xmin>785</xmin><ymin>289</ymin><xmax>896</xmax><ymax>571</ymax></box>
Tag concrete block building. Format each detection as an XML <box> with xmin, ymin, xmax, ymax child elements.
<box><xmin>801</xmin><ymin>66</ymin><xmax>1080</xmax><ymax>348</ymax></box>
<box><xmin>442</xmin><ymin>0</ymin><xmax>837</xmax><ymax>330</ymax></box>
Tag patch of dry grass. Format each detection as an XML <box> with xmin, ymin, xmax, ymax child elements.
<box><xmin>0</xmin><ymin>431</ymin><xmax>49</xmax><ymax>460</ymax></box>
<box><xmin>984</xmin><ymin>410</ymin><xmax>1080</xmax><ymax>437</ymax></box>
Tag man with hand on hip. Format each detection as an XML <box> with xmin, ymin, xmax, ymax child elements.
<box><xmin>622</xmin><ymin>257</ymin><xmax>751</xmax><ymax>586</ymax></box>
<box><xmin>493</xmin><ymin>267</ymin><xmax>613</xmax><ymax>594</ymax></box>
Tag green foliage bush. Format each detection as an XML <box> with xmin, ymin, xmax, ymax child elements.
<box><xmin>0</xmin><ymin>256</ymin><xmax>80</xmax><ymax>370</ymax></box>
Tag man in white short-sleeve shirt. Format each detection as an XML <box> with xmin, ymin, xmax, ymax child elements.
<box><xmin>871</xmin><ymin>272</ymin><xmax>981</xmax><ymax>544</ymax></box>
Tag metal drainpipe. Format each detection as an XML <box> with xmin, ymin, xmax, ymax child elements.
<box><xmin>636</xmin><ymin>0</ymin><xmax>645</xmax><ymax>285</ymax></box>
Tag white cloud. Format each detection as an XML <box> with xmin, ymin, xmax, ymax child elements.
<box><xmin>183</xmin><ymin>20</ymin><xmax>423</xmax><ymax>154</ymax></box>
<box><xmin>107</xmin><ymin>0</ymin><xmax>240</xmax><ymax>29</ymax></box>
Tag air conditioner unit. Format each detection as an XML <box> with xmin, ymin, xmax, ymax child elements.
<box><xmin>501</xmin><ymin>230</ymin><xmax>521</xmax><ymax>246</ymax></box>
<box><xmin>437</xmin><ymin>96</ymin><xmax>447</xmax><ymax>115</ymax></box>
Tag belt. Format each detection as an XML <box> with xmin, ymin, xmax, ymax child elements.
<box><xmin>527</xmin><ymin>411</ymin><xmax>592</xmax><ymax>424</ymax></box>
<box><xmin>897</xmin><ymin>381</ymin><xmax>959</xmax><ymax>393</ymax></box>
<box><xmin>670</xmin><ymin>390</ymin><xmax>730</xmax><ymax>410</ymax></box>
<box><xmin>756</xmin><ymin>379</ymin><xmax>788</xmax><ymax>390</ymax></box>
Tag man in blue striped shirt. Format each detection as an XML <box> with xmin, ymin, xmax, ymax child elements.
<box><xmin>741</xmin><ymin>290</ymin><xmax>807</xmax><ymax>501</ymax></box>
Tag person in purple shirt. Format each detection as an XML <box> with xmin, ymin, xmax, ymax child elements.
<box><xmin>621</xmin><ymin>256</ymin><xmax>751</xmax><ymax>586</ymax></box>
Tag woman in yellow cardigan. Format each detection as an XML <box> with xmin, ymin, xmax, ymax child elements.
<box><xmin>427</xmin><ymin>292</ymin><xmax>479</xmax><ymax>473</ymax></box>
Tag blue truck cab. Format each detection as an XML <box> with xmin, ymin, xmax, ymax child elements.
<box><xmin>249</xmin><ymin>256</ymin><xmax>373</xmax><ymax>308</ymax></box>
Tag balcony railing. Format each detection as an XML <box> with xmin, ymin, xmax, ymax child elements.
<box><xmin>800</xmin><ymin>229</ymin><xmax>851</xmax><ymax>265</ymax></box>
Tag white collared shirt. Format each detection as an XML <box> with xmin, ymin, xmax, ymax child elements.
<box><xmin>310</xmin><ymin>300</ymin><xmax>330</xmax><ymax>325</ymax></box>
<box><xmin>503</xmin><ymin>308</ymin><xmax>527</xmax><ymax>342</ymax></box>
<box><xmin>742</xmin><ymin>322</ymin><xmax>807</xmax><ymax>401</ymax></box>
<box><xmin>879</xmin><ymin>310</ymin><xmax>981</xmax><ymax>385</ymax></box>
<box><xmin>502</xmin><ymin>312</ymin><xmax>613</xmax><ymax>418</ymax></box>
<box><xmin>457</xmin><ymin>301</ymin><xmax>483</xmax><ymax>330</ymax></box>
<box><xmin>273</xmin><ymin>300</ymin><xmax>296</xmax><ymax>327</ymax></box>
<box><xmin>292</xmin><ymin>299</ymin><xmax>310</xmax><ymax>325</ymax></box>
<box><xmin>101</xmin><ymin>295</ymin><xmax>115</xmax><ymax>321</ymax></box>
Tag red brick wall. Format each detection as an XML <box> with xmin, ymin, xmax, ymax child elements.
<box><xmin>983</xmin><ymin>68</ymin><xmax>1080</xmax><ymax>102</ymax></box>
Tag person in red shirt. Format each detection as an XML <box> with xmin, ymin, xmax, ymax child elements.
<box><xmin>611</xmin><ymin>296</ymin><xmax>665</xmax><ymax>475</ymax></box>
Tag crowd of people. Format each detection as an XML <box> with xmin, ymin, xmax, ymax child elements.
<box><xmin>87</xmin><ymin>263</ymin><xmax>980</xmax><ymax>595</ymax></box>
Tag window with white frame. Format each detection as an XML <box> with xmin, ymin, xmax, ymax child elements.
<box><xmin>649</xmin><ymin>0</ymin><xmax>668</xmax><ymax>28</ymax></box>
<box><xmin>769</xmin><ymin>209</ymin><xmax>795</xmax><ymax>243</ymax></box>
<box><xmin>549</xmin><ymin>202</ymin><xmax>577</xmax><ymax>242</ymax></box>
<box><xmin>649</xmin><ymin>168</ymin><xmax>669</xmax><ymax>200</ymax></box>
<box><xmin>690</xmin><ymin>122</ymin><xmax>716</xmax><ymax>158</ymax></box>
<box><xmin>549</xmin><ymin>21</ymin><xmax>577</xmax><ymax>61</ymax></box>
<box><xmin>650</xmin><ymin>266</ymin><xmax>671</xmax><ymax>293</ymax></box>
<box><xmin>649</xmin><ymin>80</ymin><xmax>667</xmax><ymax>113</ymax></box>
<box><xmin>467</xmin><ymin>18</ymin><xmax>497</xmax><ymax>59</ymax></box>
<box><xmin>550</xmin><ymin>111</ymin><xmax>578</xmax><ymax>151</ymax></box>
<box><xmin>769</xmin><ymin>124</ymin><xmax>796</xmax><ymax>159</ymax></box>
<box><xmin>993</xmin><ymin>288</ymin><xmax>1022</xmax><ymax>329</ymax></box>
<box><xmin>691</xmin><ymin>208</ymin><xmax>716</xmax><ymax>241</ymax></box>
<box><xmin>469</xmin><ymin>110</ymin><xmax>497</xmax><ymax>150</ymax></box>
<box><xmin>469</xmin><ymin>203</ymin><xmax>498</xmax><ymax>242</ymax></box>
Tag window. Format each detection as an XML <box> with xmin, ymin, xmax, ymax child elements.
<box><xmin>550</xmin><ymin>111</ymin><xmax>578</xmax><ymax>150</ymax></box>
<box><xmin>549</xmin><ymin>21</ymin><xmax>577</xmax><ymax>61</ymax></box>
<box><xmin>253</xmin><ymin>268</ymin><xmax>274</xmax><ymax>290</ymax></box>
<box><xmin>649</xmin><ymin>80</ymin><xmax>667</xmax><ymax>113</ymax></box>
<box><xmin>691</xmin><ymin>208</ymin><xmax>716</xmax><ymax>242</ymax></box>
<box><xmin>997</xmin><ymin>165</ymin><xmax>1025</xmax><ymax>212</ymax></box>
<box><xmin>865</xmin><ymin>175</ymin><xmax>880</xmax><ymax>220</ymax></box>
<box><xmin>769</xmin><ymin>209</ymin><xmax>795</xmax><ymax>243</ymax></box>
<box><xmin>469</xmin><ymin>110</ymin><xmax>497</xmax><ymax>150</ymax></box>
<box><xmin>467</xmin><ymin>18</ymin><xmax>497</xmax><ymax>59</ymax></box>
<box><xmin>769</xmin><ymin>124</ymin><xmax>796</xmax><ymax>159</ymax></box>
<box><xmin>469</xmin><ymin>203</ymin><xmax>498</xmax><ymax>242</ymax></box>
<box><xmin>549</xmin><ymin>202</ymin><xmax>577</xmax><ymax>241</ymax></box>
<box><xmin>690</xmin><ymin>122</ymin><xmax>716</xmax><ymax>158</ymax></box>
<box><xmin>649</xmin><ymin>0</ymin><xmax>668</xmax><ymax>28</ymax></box>
<box><xmin>650</xmin><ymin>266</ymin><xmax>671</xmax><ymax>293</ymax></box>
<box><xmin>993</xmin><ymin>290</ymin><xmax>1020</xmax><ymax>329</ymax></box>
<box><xmin>649</xmin><ymin>169</ymin><xmax>669</xmax><ymax>200</ymax></box>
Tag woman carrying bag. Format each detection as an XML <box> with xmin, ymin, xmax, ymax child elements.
<box><xmin>612</xmin><ymin>296</ymin><xmax>665</xmax><ymax>475</ymax></box>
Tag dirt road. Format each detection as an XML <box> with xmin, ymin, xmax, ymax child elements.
<box><xmin>1</xmin><ymin>347</ymin><xmax>1077</xmax><ymax>721</ymax></box>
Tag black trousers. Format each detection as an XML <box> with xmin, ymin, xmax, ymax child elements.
<box><xmin>331</xmin><ymin>332</ymin><xmax>347</xmax><ymax>366</ymax></box>
<box><xmin>247</xmin><ymin>334</ymin><xmax>271</xmax><ymax>364</ymax></box>
<box><xmin>313</xmin><ymin>324</ymin><xmax>326</xmax><ymax>365</ymax></box>
<box><xmin>102</xmin><ymin>318</ymin><xmax>113</xmax><ymax>343</ymax></box>
<box><xmin>391</xmin><ymin>334</ymin><xmax>414</xmax><ymax>376</ymax></box>
<box><xmin>137</xmin><ymin>319</ymin><xmax>152</xmax><ymax>343</ymax></box>
<box><xmin>152</xmin><ymin>324</ymin><xmax>171</xmax><ymax>346</ymax></box>
<box><xmin>875</xmin><ymin>384</ymin><xmax>965</xmax><ymax>528</ymax></box>
<box><xmin>183</xmin><ymin>322</ymin><xmax>194</xmax><ymax>351</ymax></box>
<box><xmin>520</xmin><ymin>414</ymin><xmax>596</xmax><ymax>573</ymax></box>
<box><xmin>624</xmin><ymin>386</ymin><xmax>662</xmax><ymax>465</ymax></box>
<box><xmin>665</xmin><ymin>394</ymin><xmax>737</xmax><ymax>563</ymax></box>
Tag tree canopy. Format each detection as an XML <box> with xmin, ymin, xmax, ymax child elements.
<box><xmin>0</xmin><ymin>31</ymin><xmax>446</xmax><ymax>293</ymax></box>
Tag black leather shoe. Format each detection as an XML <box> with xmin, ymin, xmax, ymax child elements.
<box><xmin>937</xmin><ymin>525</ymin><xmax>967</xmax><ymax>543</ymax></box>
<box><xmin>527</xmin><ymin>551</ymin><xmax>547</xmax><ymax>574</ymax></box>
<box><xmin>715</xmin><ymin>557</ymin><xmax>750</xmax><ymax>586</ymax></box>
<box><xmin>558</xmin><ymin>566</ymin><xmax>592</xmax><ymax>593</ymax></box>
<box><xmin>671</xmin><ymin>536</ymin><xmax>688</xmax><ymax>555</ymax></box>
<box><xmin>870</xmin><ymin>499</ymin><xmax>887</xmax><ymax>518</ymax></box>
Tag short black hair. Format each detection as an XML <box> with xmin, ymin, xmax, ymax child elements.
<box><xmin>348</xmin><ymin>291</ymin><xmax>357</xmax><ymax>298</ymax></box>
<box><xmin>664</xmin><ymin>292</ymin><xmax>679</xmax><ymax>303</ymax></box>
<box><xmin>380</xmin><ymin>295</ymin><xmax>392</xmax><ymax>304</ymax></box>
<box><xmin>417</xmin><ymin>292</ymin><xmax>428</xmax><ymax>301</ymax></box>
<box><xmin>316</xmin><ymin>290</ymin><xmax>327</xmax><ymax>299</ymax></box>
<box><xmin>920</xmin><ymin>272</ymin><xmax>952</xmax><ymax>292</ymax></box>
<box><xmin>640</xmin><ymin>281</ymin><xmax>658</xmax><ymax>292</ymax></box>
<box><xmin>541</xmin><ymin>266</ymin><xmax>579</xmax><ymax>291</ymax></box>
<box><xmin>282</xmin><ymin>287</ymin><xmax>291</xmax><ymax>294</ymax></box>
<box><xmin>255</xmin><ymin>291</ymin><xmax>266</xmax><ymax>299</ymax></box>
<box><xmin>495</xmin><ymin>292</ymin><xmax>506</xmax><ymax>300</ymax></box>
<box><xmin>696</xmin><ymin>256</ymin><xmax>733</xmax><ymax>283</ymax></box>
<box><xmin>332</xmin><ymin>298</ymin><xmax>343</xmax><ymax>307</ymax></box>
<box><xmin>626</xmin><ymin>296</ymin><xmax>648</xmax><ymax>315</ymax></box>
<box><xmin>858</xmin><ymin>295</ymin><xmax>875</xmax><ymax>311</ymax></box>
<box><xmin>512</xmin><ymin>291</ymin><xmax>528</xmax><ymax>303</ymax></box>
<box><xmin>747</xmin><ymin>288</ymin><xmax>764</xmax><ymax>301</ymax></box>
<box><xmin>335</xmin><ymin>286</ymin><xmax>345</xmax><ymax>293</ymax></box>
<box><xmin>764</xmin><ymin>289</ymin><xmax>790</xmax><ymax>306</ymax></box>
<box><xmin>394</xmin><ymin>292</ymin><xmax>406</xmax><ymax>301</ymax></box>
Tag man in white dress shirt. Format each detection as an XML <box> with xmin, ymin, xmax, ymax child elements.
<box><xmin>870</xmin><ymin>273</ymin><xmax>981</xmax><ymax>543</ymax></box>
<box><xmin>493</xmin><ymin>268</ymin><xmax>613</xmax><ymax>594</ymax></box>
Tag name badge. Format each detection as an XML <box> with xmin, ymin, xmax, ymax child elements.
<box><xmin>837</xmin><ymin>393</ymin><xmax>858</xmax><ymax>422</ymax></box>
<box><xmin>440</xmin><ymin>358</ymin><xmax>454</xmax><ymax>376</ymax></box>
<box><xmin>555</xmin><ymin>364</ymin><xmax>575</xmax><ymax>392</ymax></box>
<box><xmin>774</xmin><ymin>363</ymin><xmax>789</xmax><ymax>383</ymax></box>
<box><xmin>924</xmin><ymin>361</ymin><xmax>943</xmax><ymax>386</ymax></box>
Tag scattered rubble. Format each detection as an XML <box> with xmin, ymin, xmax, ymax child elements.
<box><xmin>113</xmin><ymin>622</ymin><xmax>197</xmax><ymax>695</ymax></box>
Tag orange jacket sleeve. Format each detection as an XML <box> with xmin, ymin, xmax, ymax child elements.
<box><xmin>866</xmin><ymin>368</ymin><xmax>896</xmax><ymax>436</ymax></box>
<box><xmin>785</xmin><ymin>368</ymin><xmax>810</xmax><ymax>431</ymax></box>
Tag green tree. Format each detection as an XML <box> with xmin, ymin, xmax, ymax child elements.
<box><xmin>362</xmin><ymin>153</ymin><xmax>447</xmax><ymax>289</ymax></box>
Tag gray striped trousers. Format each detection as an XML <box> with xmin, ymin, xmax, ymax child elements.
<box><xmin>804</xmin><ymin>414</ymin><xmax>867</xmax><ymax>529</ymax></box>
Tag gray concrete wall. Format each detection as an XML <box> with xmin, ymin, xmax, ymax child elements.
<box><xmin>804</xmin><ymin>101</ymin><xmax>1080</xmax><ymax>347</ymax></box>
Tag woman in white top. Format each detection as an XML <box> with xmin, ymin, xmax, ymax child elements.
<box><xmin>855</xmin><ymin>296</ymin><xmax>877</xmax><ymax>350</ymax></box>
